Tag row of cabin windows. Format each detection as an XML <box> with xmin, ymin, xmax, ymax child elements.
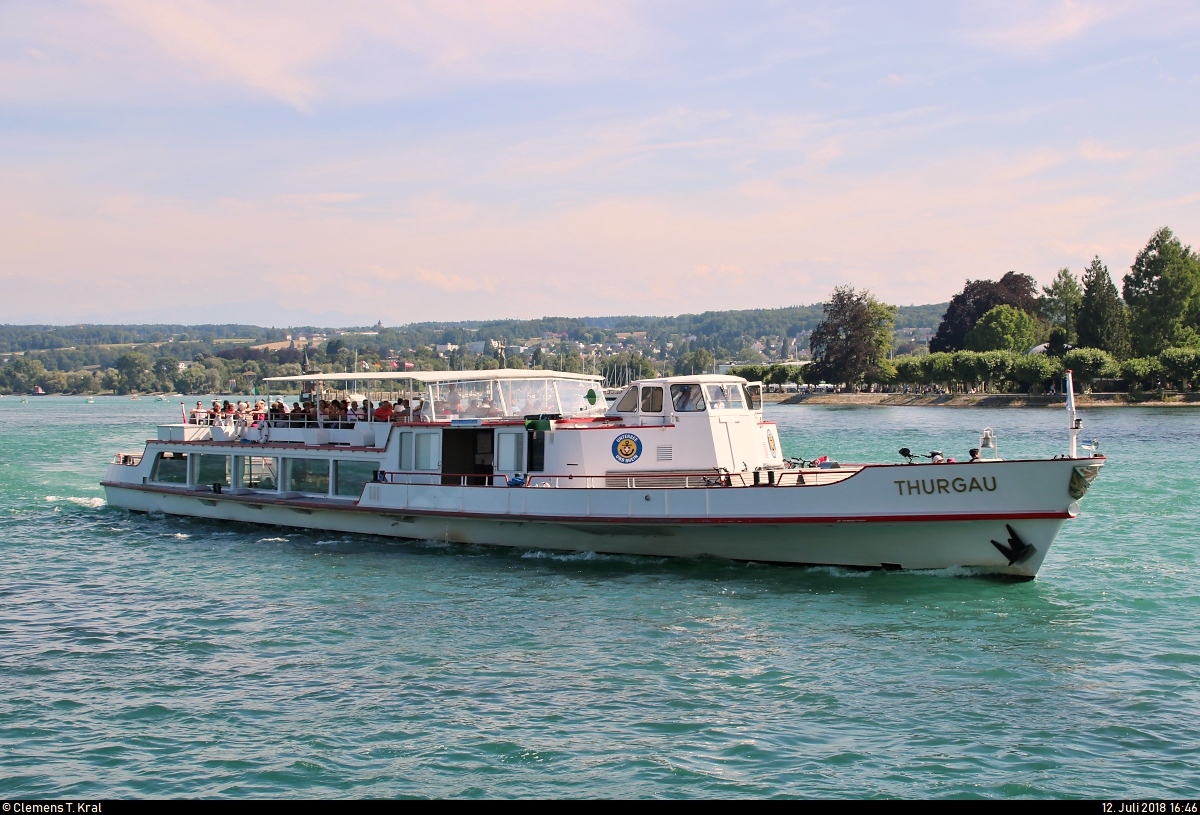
<box><xmin>150</xmin><ymin>452</ymin><xmax>379</xmax><ymax>497</ymax></box>
<box><xmin>614</xmin><ymin>383</ymin><xmax>762</xmax><ymax>414</ymax></box>
<box><xmin>149</xmin><ymin>430</ymin><xmax>532</xmax><ymax>492</ymax></box>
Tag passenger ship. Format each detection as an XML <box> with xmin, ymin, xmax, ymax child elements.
<box><xmin>101</xmin><ymin>369</ymin><xmax>1105</xmax><ymax>578</ymax></box>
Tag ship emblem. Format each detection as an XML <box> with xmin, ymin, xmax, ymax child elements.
<box><xmin>1068</xmin><ymin>466</ymin><xmax>1099</xmax><ymax>499</ymax></box>
<box><xmin>991</xmin><ymin>524</ymin><xmax>1036</xmax><ymax>565</ymax></box>
<box><xmin>612</xmin><ymin>433</ymin><xmax>643</xmax><ymax>464</ymax></box>
<box><xmin>767</xmin><ymin>433</ymin><xmax>777</xmax><ymax>458</ymax></box>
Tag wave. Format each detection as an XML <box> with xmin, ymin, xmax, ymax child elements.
<box><xmin>520</xmin><ymin>549</ymin><xmax>665</xmax><ymax>565</ymax></box>
<box><xmin>44</xmin><ymin>495</ymin><xmax>106</xmax><ymax>508</ymax></box>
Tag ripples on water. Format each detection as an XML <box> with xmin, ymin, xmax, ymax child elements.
<box><xmin>2</xmin><ymin>397</ymin><xmax>1198</xmax><ymax>798</ymax></box>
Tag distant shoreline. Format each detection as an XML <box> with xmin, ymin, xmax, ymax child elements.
<box><xmin>763</xmin><ymin>392</ymin><xmax>1200</xmax><ymax>408</ymax></box>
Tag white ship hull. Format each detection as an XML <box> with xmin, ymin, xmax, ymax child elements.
<box><xmin>103</xmin><ymin>457</ymin><xmax>1096</xmax><ymax>578</ymax></box>
<box><xmin>99</xmin><ymin>369</ymin><xmax>1105</xmax><ymax>579</ymax></box>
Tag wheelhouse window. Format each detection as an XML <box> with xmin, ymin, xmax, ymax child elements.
<box><xmin>744</xmin><ymin>384</ymin><xmax>762</xmax><ymax>410</ymax></box>
<box><xmin>614</xmin><ymin>387</ymin><xmax>639</xmax><ymax>412</ymax></box>
<box><xmin>670</xmin><ymin>384</ymin><xmax>705</xmax><ymax>412</ymax></box>
<box><xmin>285</xmin><ymin>458</ymin><xmax>330</xmax><ymax>494</ymax></box>
<box><xmin>640</xmin><ymin>386</ymin><xmax>663</xmax><ymax>413</ymax></box>
<box><xmin>335</xmin><ymin>460</ymin><xmax>378</xmax><ymax>497</ymax></box>
<box><xmin>150</xmin><ymin>452</ymin><xmax>188</xmax><ymax>484</ymax></box>
<box><xmin>194</xmin><ymin>454</ymin><xmax>230</xmax><ymax>487</ymax></box>
<box><xmin>705</xmin><ymin>384</ymin><xmax>744</xmax><ymax>410</ymax></box>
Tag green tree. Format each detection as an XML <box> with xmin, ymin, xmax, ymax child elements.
<box><xmin>1012</xmin><ymin>354</ymin><xmax>1060</xmax><ymax>394</ymax></box>
<box><xmin>1077</xmin><ymin>256</ymin><xmax>1131</xmax><ymax>359</ymax></box>
<box><xmin>114</xmin><ymin>352</ymin><xmax>154</xmax><ymax>394</ymax></box>
<box><xmin>930</xmin><ymin>272</ymin><xmax>1041</xmax><ymax>352</ymax></box>
<box><xmin>1159</xmin><ymin>347</ymin><xmax>1200</xmax><ymax>391</ymax></box>
<box><xmin>1123</xmin><ymin>227</ymin><xmax>1200</xmax><ymax>356</ymax></box>
<box><xmin>763</xmin><ymin>365</ymin><xmax>792</xmax><ymax>386</ymax></box>
<box><xmin>1119</xmin><ymin>357</ymin><xmax>1162</xmax><ymax>392</ymax></box>
<box><xmin>1062</xmin><ymin>348</ymin><xmax>1117</xmax><ymax>392</ymax></box>
<box><xmin>893</xmin><ymin>356</ymin><xmax>926</xmax><ymax>386</ymax></box>
<box><xmin>153</xmin><ymin>356</ymin><xmax>180</xmax><ymax>387</ymax></box>
<box><xmin>1040</xmin><ymin>268</ymin><xmax>1083</xmax><ymax>343</ymax></box>
<box><xmin>174</xmin><ymin>364</ymin><xmax>213</xmax><ymax>395</ymax></box>
<box><xmin>675</xmin><ymin>348</ymin><xmax>715</xmax><ymax>375</ymax></box>
<box><xmin>66</xmin><ymin>370</ymin><xmax>99</xmax><ymax>394</ymax></box>
<box><xmin>728</xmin><ymin>364</ymin><xmax>768</xmax><ymax>382</ymax></box>
<box><xmin>0</xmin><ymin>356</ymin><xmax>48</xmax><ymax>393</ymax></box>
<box><xmin>922</xmin><ymin>352</ymin><xmax>957</xmax><ymax>390</ymax></box>
<box><xmin>964</xmin><ymin>305</ymin><xmax>1041</xmax><ymax>353</ymax></box>
<box><xmin>809</xmin><ymin>286</ymin><xmax>896</xmax><ymax>386</ymax></box>
<box><xmin>976</xmin><ymin>351</ymin><xmax>1015</xmax><ymax>392</ymax></box>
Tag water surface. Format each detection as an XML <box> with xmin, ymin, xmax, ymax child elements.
<box><xmin>1</xmin><ymin>397</ymin><xmax>1197</xmax><ymax>798</ymax></box>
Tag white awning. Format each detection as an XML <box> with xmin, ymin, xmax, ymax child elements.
<box><xmin>262</xmin><ymin>369</ymin><xmax>604</xmax><ymax>385</ymax></box>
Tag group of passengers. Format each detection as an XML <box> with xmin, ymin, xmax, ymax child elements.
<box><xmin>433</xmin><ymin>394</ymin><xmax>508</xmax><ymax>418</ymax></box>
<box><xmin>189</xmin><ymin>396</ymin><xmax>426</xmax><ymax>427</ymax></box>
<box><xmin>190</xmin><ymin>399</ymin><xmax>268</xmax><ymax>425</ymax></box>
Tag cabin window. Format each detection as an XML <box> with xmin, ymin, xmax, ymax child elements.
<box><xmin>150</xmin><ymin>452</ymin><xmax>188</xmax><ymax>484</ymax></box>
<box><xmin>285</xmin><ymin>458</ymin><xmax>330</xmax><ymax>495</ymax></box>
<box><xmin>640</xmin><ymin>386</ymin><xmax>663</xmax><ymax>413</ymax></box>
<box><xmin>398</xmin><ymin>431</ymin><xmax>413</xmax><ymax>470</ymax></box>
<box><xmin>239</xmin><ymin>456</ymin><xmax>278</xmax><ymax>490</ymax></box>
<box><xmin>496</xmin><ymin>432</ymin><xmax>525</xmax><ymax>472</ymax></box>
<box><xmin>614</xmin><ymin>387</ymin><xmax>639</xmax><ymax>412</ymax></box>
<box><xmin>744</xmin><ymin>384</ymin><xmax>762</xmax><ymax>410</ymax></box>
<box><xmin>335</xmin><ymin>460</ymin><xmax>378</xmax><ymax>497</ymax></box>
<box><xmin>414</xmin><ymin>433</ymin><xmax>440</xmax><ymax>470</ymax></box>
<box><xmin>194</xmin><ymin>454</ymin><xmax>230</xmax><ymax>487</ymax></box>
<box><xmin>670</xmin><ymin>384</ymin><xmax>705</xmax><ymax>412</ymax></box>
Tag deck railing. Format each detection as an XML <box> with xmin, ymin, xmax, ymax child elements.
<box><xmin>371</xmin><ymin>467</ymin><xmax>861</xmax><ymax>489</ymax></box>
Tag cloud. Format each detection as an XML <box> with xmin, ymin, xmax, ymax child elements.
<box><xmin>368</xmin><ymin>265</ymin><xmax>491</xmax><ymax>294</ymax></box>
<box><xmin>1079</xmin><ymin>140</ymin><xmax>1131</xmax><ymax>161</ymax></box>
<box><xmin>0</xmin><ymin>1</ymin><xmax>653</xmax><ymax>109</ymax></box>
<box><xmin>959</xmin><ymin>0</ymin><xmax>1127</xmax><ymax>53</ymax></box>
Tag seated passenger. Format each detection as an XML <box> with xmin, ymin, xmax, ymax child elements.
<box><xmin>374</xmin><ymin>400</ymin><xmax>393</xmax><ymax>421</ymax></box>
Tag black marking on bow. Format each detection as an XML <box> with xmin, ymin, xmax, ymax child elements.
<box><xmin>991</xmin><ymin>524</ymin><xmax>1035</xmax><ymax>565</ymax></box>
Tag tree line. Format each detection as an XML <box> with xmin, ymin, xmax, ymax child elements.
<box><xmin>779</xmin><ymin>226</ymin><xmax>1200</xmax><ymax>393</ymax></box>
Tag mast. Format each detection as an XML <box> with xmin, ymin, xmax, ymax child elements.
<box><xmin>1065</xmin><ymin>369</ymin><xmax>1080</xmax><ymax>458</ymax></box>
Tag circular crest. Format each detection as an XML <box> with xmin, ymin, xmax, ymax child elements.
<box><xmin>612</xmin><ymin>433</ymin><xmax>643</xmax><ymax>464</ymax></box>
<box><xmin>768</xmin><ymin>432</ymin><xmax>778</xmax><ymax>458</ymax></box>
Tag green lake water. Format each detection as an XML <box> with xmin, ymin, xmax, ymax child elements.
<box><xmin>1</xmin><ymin>397</ymin><xmax>1198</xmax><ymax>798</ymax></box>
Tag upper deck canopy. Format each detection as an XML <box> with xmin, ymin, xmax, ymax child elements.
<box><xmin>263</xmin><ymin>369</ymin><xmax>603</xmax><ymax>385</ymax></box>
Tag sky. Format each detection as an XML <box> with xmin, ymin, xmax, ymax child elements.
<box><xmin>1</xmin><ymin>1</ymin><xmax>1198</xmax><ymax>326</ymax></box>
